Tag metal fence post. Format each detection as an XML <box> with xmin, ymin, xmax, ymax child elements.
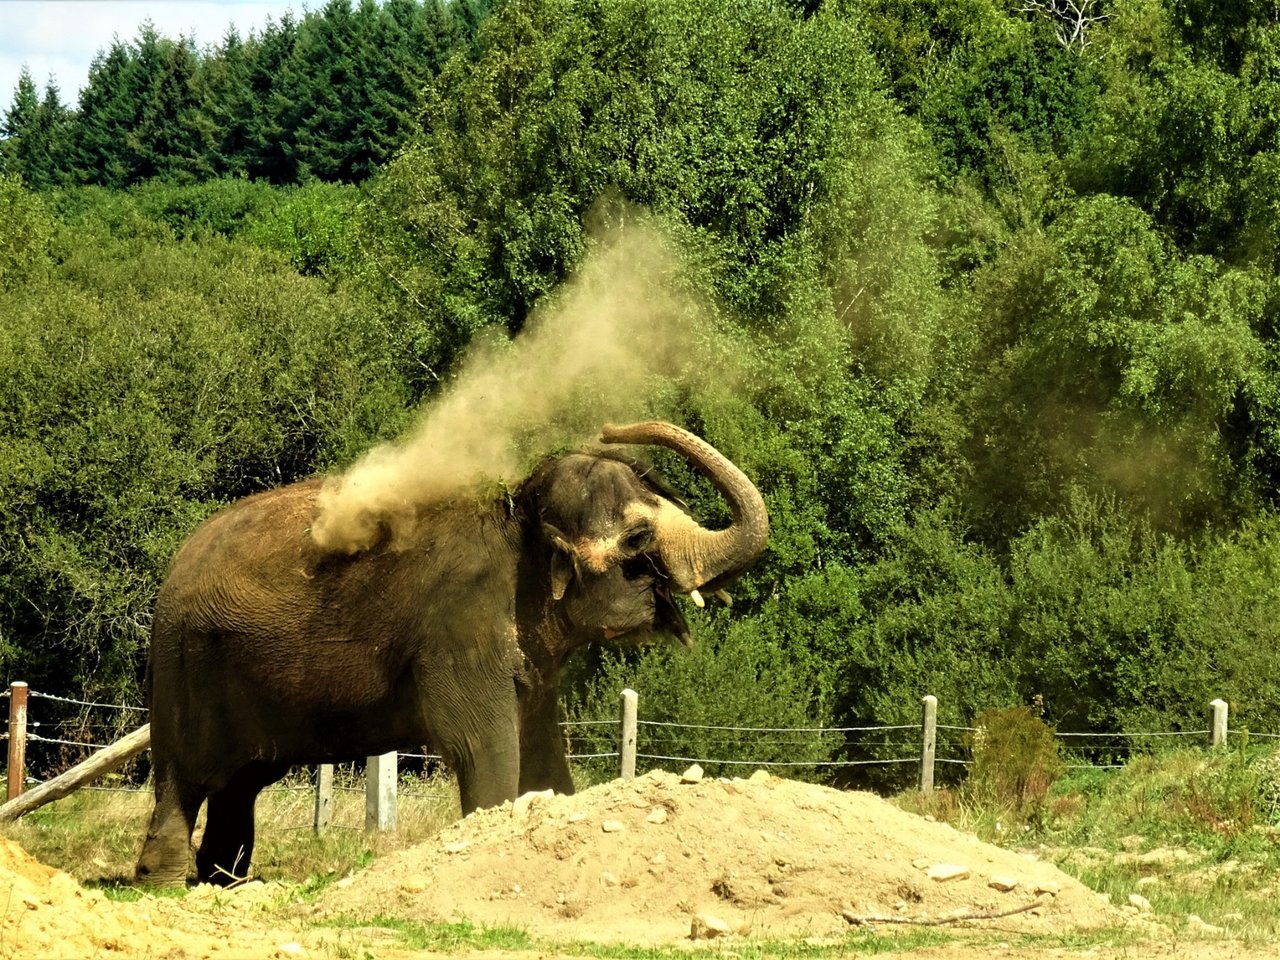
<box><xmin>619</xmin><ymin>688</ymin><xmax>638</xmax><ymax>780</ymax></box>
<box><xmin>365</xmin><ymin>752</ymin><xmax>397</xmax><ymax>832</ymax></box>
<box><xmin>918</xmin><ymin>694</ymin><xmax>937</xmax><ymax>795</ymax></box>
<box><xmin>314</xmin><ymin>763</ymin><xmax>333</xmax><ymax>832</ymax></box>
<box><xmin>7</xmin><ymin>682</ymin><xmax>28</xmax><ymax>801</ymax></box>
<box><xmin>1210</xmin><ymin>698</ymin><xmax>1228</xmax><ymax>748</ymax></box>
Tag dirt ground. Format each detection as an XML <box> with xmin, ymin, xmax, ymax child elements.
<box><xmin>2</xmin><ymin>769</ymin><xmax>1277</xmax><ymax>959</ymax></box>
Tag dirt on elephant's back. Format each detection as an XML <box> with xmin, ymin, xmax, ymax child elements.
<box><xmin>319</xmin><ymin>769</ymin><xmax>1121</xmax><ymax>945</ymax></box>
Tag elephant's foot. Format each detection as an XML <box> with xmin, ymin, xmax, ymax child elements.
<box><xmin>135</xmin><ymin>840</ymin><xmax>190</xmax><ymax>887</ymax></box>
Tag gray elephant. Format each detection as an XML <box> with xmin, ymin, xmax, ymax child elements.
<box><xmin>135</xmin><ymin>420</ymin><xmax>768</xmax><ymax>885</ymax></box>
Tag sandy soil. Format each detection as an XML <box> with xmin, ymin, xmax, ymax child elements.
<box><xmin>1</xmin><ymin>769</ymin><xmax>1276</xmax><ymax>958</ymax></box>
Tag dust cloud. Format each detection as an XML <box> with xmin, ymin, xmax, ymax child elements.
<box><xmin>310</xmin><ymin>221</ymin><xmax>701</xmax><ymax>555</ymax></box>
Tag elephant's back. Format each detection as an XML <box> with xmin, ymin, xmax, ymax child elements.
<box><xmin>155</xmin><ymin>478</ymin><xmax>329</xmax><ymax>632</ymax></box>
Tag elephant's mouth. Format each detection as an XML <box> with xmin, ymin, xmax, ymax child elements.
<box><xmin>653</xmin><ymin>581</ymin><xmax>692</xmax><ymax>646</ymax></box>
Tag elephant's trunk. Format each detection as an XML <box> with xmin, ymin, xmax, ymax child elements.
<box><xmin>600</xmin><ymin>421</ymin><xmax>769</xmax><ymax>594</ymax></box>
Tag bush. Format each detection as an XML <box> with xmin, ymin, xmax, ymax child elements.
<box><xmin>965</xmin><ymin>704</ymin><xmax>1063</xmax><ymax>820</ymax></box>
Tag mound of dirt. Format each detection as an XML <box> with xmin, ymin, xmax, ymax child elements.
<box><xmin>320</xmin><ymin>769</ymin><xmax>1122</xmax><ymax>945</ymax></box>
<box><xmin>0</xmin><ymin>837</ymin><xmax>319</xmax><ymax>958</ymax></box>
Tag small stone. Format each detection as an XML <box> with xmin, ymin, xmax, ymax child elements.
<box><xmin>748</xmin><ymin>769</ymin><xmax>771</xmax><ymax>783</ymax></box>
<box><xmin>1187</xmin><ymin>915</ymin><xmax>1226</xmax><ymax>935</ymax></box>
<box><xmin>443</xmin><ymin>840</ymin><xmax>470</xmax><ymax>854</ymax></box>
<box><xmin>646</xmin><ymin>807</ymin><xmax>669</xmax><ymax>824</ymax></box>
<box><xmin>567</xmin><ymin>811</ymin><xmax>586</xmax><ymax>823</ymax></box>
<box><xmin>511</xmin><ymin>788</ymin><xmax>554</xmax><ymax>819</ymax></box>
<box><xmin>681</xmin><ymin>764</ymin><xmax>704</xmax><ymax>784</ymax></box>
<box><xmin>1034</xmin><ymin>881</ymin><xmax>1061</xmax><ymax>897</ymax></box>
<box><xmin>1128</xmin><ymin>893</ymin><xmax>1153</xmax><ymax>912</ymax></box>
<box><xmin>335</xmin><ymin>875</ymin><xmax>356</xmax><ymax>889</ymax></box>
<box><xmin>923</xmin><ymin>814</ymin><xmax>937</xmax><ymax>822</ymax></box>
<box><xmin>1135</xmin><ymin>875</ymin><xmax>1160</xmax><ymax>888</ymax></box>
<box><xmin>988</xmin><ymin>874</ymin><xmax>1019</xmax><ymax>892</ymax></box>
<box><xmin>926</xmin><ymin>863</ymin><xmax>970</xmax><ymax>882</ymax></box>
<box><xmin>650</xmin><ymin>851</ymin><xmax>667</xmax><ymax>865</ymax></box>
<box><xmin>911</xmin><ymin>858</ymin><xmax>930</xmax><ymax>870</ymax></box>
<box><xmin>690</xmin><ymin>913</ymin><xmax>731</xmax><ymax>939</ymax></box>
<box><xmin>276</xmin><ymin>944</ymin><xmax>305</xmax><ymax>958</ymax></box>
<box><xmin>601</xmin><ymin>872</ymin><xmax>620</xmax><ymax>887</ymax></box>
<box><xmin>602</xmin><ymin>819</ymin><xmax>626</xmax><ymax>833</ymax></box>
<box><xmin>400</xmin><ymin>875</ymin><xmax>430</xmax><ymax>894</ymax></box>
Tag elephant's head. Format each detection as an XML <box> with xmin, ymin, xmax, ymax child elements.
<box><xmin>526</xmin><ymin>420</ymin><xmax>769</xmax><ymax>645</ymax></box>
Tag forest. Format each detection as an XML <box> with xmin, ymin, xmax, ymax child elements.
<box><xmin>3</xmin><ymin>0</ymin><xmax>1280</xmax><ymax>783</ymax></box>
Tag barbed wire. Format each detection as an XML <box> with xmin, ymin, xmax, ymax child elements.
<box><xmin>27</xmin><ymin>690</ymin><xmax>147</xmax><ymax>713</ymax></box>
<box><xmin>637</xmin><ymin>719</ymin><xmax>920</xmax><ymax>733</ymax></box>
<box><xmin>636</xmin><ymin>752</ymin><xmax>917</xmax><ymax>767</ymax></box>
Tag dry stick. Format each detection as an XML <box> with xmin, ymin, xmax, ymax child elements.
<box><xmin>842</xmin><ymin>898</ymin><xmax>1046</xmax><ymax>927</ymax></box>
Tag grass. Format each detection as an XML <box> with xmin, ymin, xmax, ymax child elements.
<box><xmin>895</xmin><ymin>740</ymin><xmax>1280</xmax><ymax>945</ymax></box>
<box><xmin>0</xmin><ymin>768</ymin><xmax>460</xmax><ymax>895</ymax></box>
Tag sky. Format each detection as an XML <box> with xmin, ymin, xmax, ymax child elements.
<box><xmin>0</xmin><ymin>1</ymin><xmax>306</xmax><ymax>108</ymax></box>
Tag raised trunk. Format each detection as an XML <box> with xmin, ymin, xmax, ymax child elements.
<box><xmin>600</xmin><ymin>421</ymin><xmax>769</xmax><ymax>593</ymax></box>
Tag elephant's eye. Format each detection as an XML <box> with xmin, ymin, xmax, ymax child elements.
<box><xmin>622</xmin><ymin>526</ymin><xmax>653</xmax><ymax>553</ymax></box>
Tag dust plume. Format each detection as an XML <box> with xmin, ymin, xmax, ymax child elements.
<box><xmin>310</xmin><ymin>220</ymin><xmax>699</xmax><ymax>554</ymax></box>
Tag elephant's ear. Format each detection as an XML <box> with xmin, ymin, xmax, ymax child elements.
<box><xmin>544</xmin><ymin>523</ymin><xmax>577</xmax><ymax>601</ymax></box>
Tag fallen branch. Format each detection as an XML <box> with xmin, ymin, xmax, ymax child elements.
<box><xmin>843</xmin><ymin>897</ymin><xmax>1045</xmax><ymax>927</ymax></box>
<box><xmin>0</xmin><ymin>724</ymin><xmax>150</xmax><ymax>822</ymax></box>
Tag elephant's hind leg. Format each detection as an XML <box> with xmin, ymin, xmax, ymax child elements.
<box><xmin>196</xmin><ymin>762</ymin><xmax>287</xmax><ymax>886</ymax></box>
<box><xmin>137</xmin><ymin>775</ymin><xmax>204</xmax><ymax>886</ymax></box>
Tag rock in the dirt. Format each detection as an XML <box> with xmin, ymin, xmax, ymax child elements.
<box><xmin>646</xmin><ymin>807</ymin><xmax>669</xmax><ymax>824</ymax></box>
<box><xmin>690</xmin><ymin>913</ymin><xmax>731</xmax><ymax>939</ymax></box>
<box><xmin>926</xmin><ymin>863</ymin><xmax>970</xmax><ymax>882</ymax></box>
<box><xmin>1127</xmin><ymin>893</ymin><xmax>1153</xmax><ymax>912</ymax></box>
<box><xmin>748</xmin><ymin>769</ymin><xmax>771</xmax><ymax>783</ymax></box>
<box><xmin>988</xmin><ymin>874</ymin><xmax>1019</xmax><ymax>892</ymax></box>
<box><xmin>1187</xmin><ymin>914</ymin><xmax>1226</xmax><ymax>935</ymax></box>
<box><xmin>511</xmin><ymin>789</ymin><xmax>554</xmax><ymax>819</ymax></box>
<box><xmin>602</xmin><ymin>820</ymin><xmax>626</xmax><ymax>833</ymax></box>
<box><xmin>400</xmin><ymin>875</ymin><xmax>430</xmax><ymax>894</ymax></box>
<box><xmin>681</xmin><ymin>764</ymin><xmax>705</xmax><ymax>784</ymax></box>
<box><xmin>275</xmin><ymin>943</ymin><xmax>305</xmax><ymax>958</ymax></box>
<box><xmin>1034</xmin><ymin>881</ymin><xmax>1061</xmax><ymax>897</ymax></box>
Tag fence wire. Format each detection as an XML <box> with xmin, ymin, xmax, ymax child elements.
<box><xmin>6</xmin><ymin>685</ymin><xmax>1280</xmax><ymax>795</ymax></box>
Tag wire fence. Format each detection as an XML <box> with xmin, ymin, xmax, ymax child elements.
<box><xmin>0</xmin><ymin>682</ymin><xmax>1265</xmax><ymax>815</ymax></box>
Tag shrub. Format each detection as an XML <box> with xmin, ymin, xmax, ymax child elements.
<box><xmin>965</xmin><ymin>704</ymin><xmax>1063</xmax><ymax>819</ymax></box>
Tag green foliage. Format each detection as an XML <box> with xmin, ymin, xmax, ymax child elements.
<box><xmin>966</xmin><ymin>704</ymin><xmax>1064</xmax><ymax>819</ymax></box>
<box><xmin>965</xmin><ymin>194</ymin><xmax>1266</xmax><ymax>541</ymax></box>
<box><xmin>243</xmin><ymin>181</ymin><xmax>362</xmax><ymax>275</ymax></box>
<box><xmin>0</xmin><ymin>195</ymin><xmax>409</xmax><ymax>705</ymax></box>
<box><xmin>0</xmin><ymin>174</ymin><xmax>54</xmax><ymax>289</ymax></box>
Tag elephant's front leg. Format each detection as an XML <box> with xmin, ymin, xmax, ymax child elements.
<box><xmin>422</xmin><ymin>671</ymin><xmax>521</xmax><ymax>814</ymax></box>
<box><xmin>518</xmin><ymin>689</ymin><xmax>574</xmax><ymax>795</ymax></box>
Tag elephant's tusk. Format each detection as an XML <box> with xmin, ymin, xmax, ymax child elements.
<box><xmin>689</xmin><ymin>589</ymin><xmax>706</xmax><ymax>608</ymax></box>
<box><xmin>714</xmin><ymin>590</ymin><xmax>733</xmax><ymax>607</ymax></box>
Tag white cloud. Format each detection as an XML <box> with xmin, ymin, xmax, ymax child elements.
<box><xmin>0</xmin><ymin>1</ymin><xmax>303</xmax><ymax>106</ymax></box>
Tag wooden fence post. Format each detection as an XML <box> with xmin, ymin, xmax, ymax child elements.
<box><xmin>365</xmin><ymin>752</ymin><xmax>397</xmax><ymax>832</ymax></box>
<box><xmin>1210</xmin><ymin>698</ymin><xmax>1229</xmax><ymax>748</ymax></box>
<box><xmin>619</xmin><ymin>688</ymin><xmax>638</xmax><ymax>780</ymax></box>
<box><xmin>314</xmin><ymin>763</ymin><xmax>333</xmax><ymax>832</ymax></box>
<box><xmin>918</xmin><ymin>694</ymin><xmax>937</xmax><ymax>795</ymax></box>
<box><xmin>6</xmin><ymin>682</ymin><xmax>28</xmax><ymax>801</ymax></box>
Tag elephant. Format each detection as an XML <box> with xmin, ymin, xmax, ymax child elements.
<box><xmin>135</xmin><ymin>420</ymin><xmax>768</xmax><ymax>886</ymax></box>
